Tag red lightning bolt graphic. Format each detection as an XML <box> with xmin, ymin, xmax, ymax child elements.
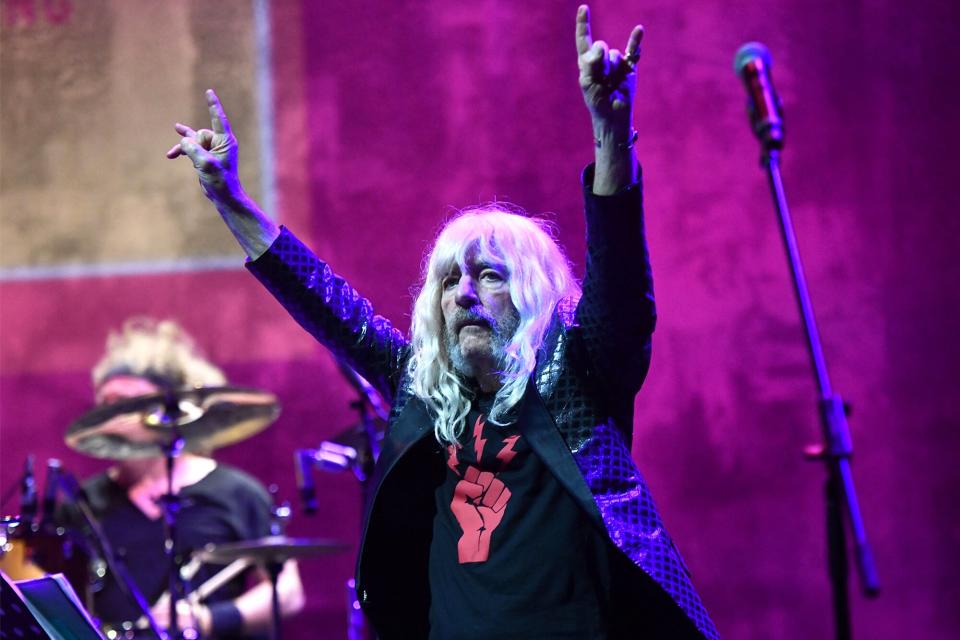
<box><xmin>496</xmin><ymin>435</ymin><xmax>521</xmax><ymax>468</ymax></box>
<box><xmin>472</xmin><ymin>416</ymin><xmax>487</xmax><ymax>460</ymax></box>
<box><xmin>446</xmin><ymin>444</ymin><xmax>461</xmax><ymax>476</ymax></box>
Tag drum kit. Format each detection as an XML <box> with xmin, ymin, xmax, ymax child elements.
<box><xmin>1</xmin><ymin>381</ymin><xmax>379</xmax><ymax>640</ymax></box>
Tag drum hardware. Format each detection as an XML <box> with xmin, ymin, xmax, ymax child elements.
<box><xmin>296</xmin><ymin>360</ymin><xmax>387</xmax><ymax>640</ymax></box>
<box><xmin>120</xmin><ymin>494</ymin><xmax>323</xmax><ymax>639</ymax></box>
<box><xmin>192</xmin><ymin>535</ymin><xmax>348</xmax><ymax>565</ymax></box>
<box><xmin>268</xmin><ymin>489</ymin><xmax>292</xmax><ymax>535</ymax></box>
<box><xmin>61</xmin><ymin>464</ymin><xmax>166</xmax><ymax>639</ymax></box>
<box><xmin>20</xmin><ymin>455</ymin><xmax>39</xmax><ymax>530</ymax></box>
<box><xmin>66</xmin><ymin>386</ymin><xmax>281</xmax><ymax>460</ymax></box>
<box><xmin>335</xmin><ymin>359</ymin><xmax>388</xmax><ymax>462</ymax></box>
<box><xmin>161</xmin><ymin>431</ymin><xmax>188</xmax><ymax>639</ymax></box>
<box><xmin>1</xmin><ymin>516</ymin><xmax>21</xmax><ymax>551</ymax></box>
<box><xmin>38</xmin><ymin>459</ymin><xmax>106</xmax><ymax>595</ymax></box>
<box><xmin>295</xmin><ymin>363</ymin><xmax>387</xmax><ymax>516</ymax></box>
<box><xmin>2</xmin><ymin>457</ymin><xmax>160</xmax><ymax>636</ymax></box>
<box><xmin>66</xmin><ymin>384</ymin><xmax>282</xmax><ymax>639</ymax></box>
<box><xmin>111</xmin><ymin>537</ymin><xmax>347</xmax><ymax>639</ymax></box>
<box><xmin>195</xmin><ymin>535</ymin><xmax>347</xmax><ymax>640</ymax></box>
<box><xmin>118</xmin><ymin>557</ymin><xmax>253</xmax><ymax>636</ymax></box>
<box><xmin>1</xmin><ymin>462</ymin><xmax>103</xmax><ymax>612</ymax></box>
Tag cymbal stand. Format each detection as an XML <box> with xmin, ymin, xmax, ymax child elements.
<box><xmin>156</xmin><ymin>391</ymin><xmax>187</xmax><ymax>640</ymax></box>
<box><xmin>266</xmin><ymin>560</ymin><xmax>283</xmax><ymax>640</ymax></box>
<box><xmin>267</xmin><ymin>491</ymin><xmax>292</xmax><ymax>640</ymax></box>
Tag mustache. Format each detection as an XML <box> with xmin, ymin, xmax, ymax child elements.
<box><xmin>450</xmin><ymin>307</ymin><xmax>496</xmax><ymax>332</ymax></box>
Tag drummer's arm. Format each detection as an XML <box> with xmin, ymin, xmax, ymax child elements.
<box><xmin>197</xmin><ymin>560</ymin><xmax>305</xmax><ymax>636</ymax></box>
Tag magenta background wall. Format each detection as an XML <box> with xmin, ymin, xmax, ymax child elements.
<box><xmin>2</xmin><ymin>1</ymin><xmax>958</xmax><ymax>638</ymax></box>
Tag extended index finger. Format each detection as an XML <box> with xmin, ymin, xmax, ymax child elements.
<box><xmin>575</xmin><ymin>5</ymin><xmax>592</xmax><ymax>56</ymax></box>
<box><xmin>206</xmin><ymin>89</ymin><xmax>232</xmax><ymax>135</ymax></box>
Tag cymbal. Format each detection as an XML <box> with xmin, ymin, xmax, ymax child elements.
<box><xmin>194</xmin><ymin>535</ymin><xmax>348</xmax><ymax>564</ymax></box>
<box><xmin>65</xmin><ymin>386</ymin><xmax>281</xmax><ymax>460</ymax></box>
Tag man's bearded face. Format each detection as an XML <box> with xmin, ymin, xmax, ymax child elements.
<box><xmin>440</xmin><ymin>253</ymin><xmax>520</xmax><ymax>379</ymax></box>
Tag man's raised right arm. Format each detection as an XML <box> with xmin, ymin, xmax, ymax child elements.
<box><xmin>167</xmin><ymin>90</ymin><xmax>408</xmax><ymax>399</ymax></box>
<box><xmin>166</xmin><ymin>89</ymin><xmax>279</xmax><ymax>260</ymax></box>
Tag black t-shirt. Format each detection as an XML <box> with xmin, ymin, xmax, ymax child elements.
<box><xmin>67</xmin><ymin>464</ymin><xmax>272</xmax><ymax>638</ymax></box>
<box><xmin>428</xmin><ymin>395</ymin><xmax>612</xmax><ymax>640</ymax></box>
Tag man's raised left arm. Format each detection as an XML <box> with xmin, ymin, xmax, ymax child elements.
<box><xmin>574</xmin><ymin>5</ymin><xmax>655</xmax><ymax>398</ymax></box>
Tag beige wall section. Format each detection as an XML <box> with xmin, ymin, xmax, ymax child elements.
<box><xmin>0</xmin><ymin>0</ymin><xmax>263</xmax><ymax>269</ymax></box>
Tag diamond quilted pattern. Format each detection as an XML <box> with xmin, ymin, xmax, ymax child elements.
<box><xmin>247</xmin><ymin>183</ymin><xmax>720</xmax><ymax>638</ymax></box>
<box><xmin>247</xmin><ymin>227</ymin><xmax>409</xmax><ymax>402</ymax></box>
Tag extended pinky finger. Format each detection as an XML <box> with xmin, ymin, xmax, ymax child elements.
<box><xmin>625</xmin><ymin>24</ymin><xmax>644</xmax><ymax>59</ymax></box>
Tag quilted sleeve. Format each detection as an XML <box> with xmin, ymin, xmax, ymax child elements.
<box><xmin>246</xmin><ymin>227</ymin><xmax>409</xmax><ymax>401</ymax></box>
<box><xmin>575</xmin><ymin>163</ymin><xmax>656</xmax><ymax>397</ymax></box>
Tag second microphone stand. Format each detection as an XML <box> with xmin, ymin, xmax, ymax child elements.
<box><xmin>761</xmin><ymin>148</ymin><xmax>880</xmax><ymax>640</ymax></box>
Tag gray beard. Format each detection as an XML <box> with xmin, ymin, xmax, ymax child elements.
<box><xmin>446</xmin><ymin>311</ymin><xmax>520</xmax><ymax>379</ymax></box>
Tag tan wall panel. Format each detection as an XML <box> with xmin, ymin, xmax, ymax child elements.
<box><xmin>0</xmin><ymin>0</ymin><xmax>264</xmax><ymax>270</ymax></box>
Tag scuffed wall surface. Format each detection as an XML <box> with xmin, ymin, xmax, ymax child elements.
<box><xmin>2</xmin><ymin>0</ymin><xmax>958</xmax><ymax>638</ymax></box>
<box><xmin>0</xmin><ymin>0</ymin><xmax>262</xmax><ymax>268</ymax></box>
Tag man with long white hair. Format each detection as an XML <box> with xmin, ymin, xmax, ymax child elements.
<box><xmin>169</xmin><ymin>5</ymin><xmax>718</xmax><ymax>639</ymax></box>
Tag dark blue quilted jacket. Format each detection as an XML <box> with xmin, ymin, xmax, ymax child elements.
<box><xmin>246</xmin><ymin>168</ymin><xmax>719</xmax><ymax>639</ymax></box>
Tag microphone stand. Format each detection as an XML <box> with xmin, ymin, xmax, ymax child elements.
<box><xmin>760</xmin><ymin>147</ymin><xmax>880</xmax><ymax>639</ymax></box>
<box><xmin>56</xmin><ymin>468</ymin><xmax>166</xmax><ymax>639</ymax></box>
<box><xmin>331</xmin><ymin>359</ymin><xmax>384</xmax><ymax>640</ymax></box>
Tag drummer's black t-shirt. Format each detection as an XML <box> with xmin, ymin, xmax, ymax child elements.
<box><xmin>68</xmin><ymin>464</ymin><xmax>272</xmax><ymax>638</ymax></box>
<box><xmin>428</xmin><ymin>395</ymin><xmax>612</xmax><ymax>640</ymax></box>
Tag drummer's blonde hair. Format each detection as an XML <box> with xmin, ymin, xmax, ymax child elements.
<box><xmin>92</xmin><ymin>317</ymin><xmax>226</xmax><ymax>390</ymax></box>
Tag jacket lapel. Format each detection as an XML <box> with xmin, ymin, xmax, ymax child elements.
<box><xmin>516</xmin><ymin>379</ymin><xmax>605</xmax><ymax>531</ymax></box>
<box><xmin>363</xmin><ymin>397</ymin><xmax>433</xmax><ymax>517</ymax></box>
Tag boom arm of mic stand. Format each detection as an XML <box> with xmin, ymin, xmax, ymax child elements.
<box><xmin>763</xmin><ymin>149</ymin><xmax>880</xmax><ymax>599</ymax></box>
<box><xmin>58</xmin><ymin>472</ymin><xmax>167</xmax><ymax>639</ymax></box>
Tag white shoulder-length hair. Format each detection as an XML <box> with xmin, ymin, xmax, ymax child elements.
<box><xmin>407</xmin><ymin>204</ymin><xmax>580</xmax><ymax>446</ymax></box>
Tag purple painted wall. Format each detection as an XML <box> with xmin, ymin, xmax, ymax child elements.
<box><xmin>2</xmin><ymin>1</ymin><xmax>958</xmax><ymax>638</ymax></box>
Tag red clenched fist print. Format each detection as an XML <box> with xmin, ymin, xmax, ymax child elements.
<box><xmin>450</xmin><ymin>465</ymin><xmax>512</xmax><ymax>563</ymax></box>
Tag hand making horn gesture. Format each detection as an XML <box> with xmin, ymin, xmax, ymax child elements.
<box><xmin>576</xmin><ymin>5</ymin><xmax>644</xmax><ymax>194</ymax></box>
<box><xmin>576</xmin><ymin>4</ymin><xmax>644</xmax><ymax>138</ymax></box>
<box><xmin>166</xmin><ymin>90</ymin><xmax>243</xmax><ymax>205</ymax></box>
<box><xmin>167</xmin><ymin>90</ymin><xmax>278</xmax><ymax>258</ymax></box>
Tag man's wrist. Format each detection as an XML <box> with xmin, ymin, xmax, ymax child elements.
<box><xmin>591</xmin><ymin>116</ymin><xmax>633</xmax><ymax>143</ymax></box>
<box><xmin>592</xmin><ymin>143</ymin><xmax>639</xmax><ymax>195</ymax></box>
<box><xmin>594</xmin><ymin>128</ymin><xmax>638</xmax><ymax>150</ymax></box>
<box><xmin>212</xmin><ymin>192</ymin><xmax>280</xmax><ymax>260</ymax></box>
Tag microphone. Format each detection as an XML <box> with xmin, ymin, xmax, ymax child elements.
<box><xmin>56</xmin><ymin>468</ymin><xmax>86</xmax><ymax>503</ymax></box>
<box><xmin>40</xmin><ymin>459</ymin><xmax>63</xmax><ymax>525</ymax></box>
<box><xmin>20</xmin><ymin>455</ymin><xmax>37</xmax><ymax>528</ymax></box>
<box><xmin>294</xmin><ymin>449</ymin><xmax>318</xmax><ymax>514</ymax></box>
<box><xmin>734</xmin><ymin>42</ymin><xmax>784</xmax><ymax>151</ymax></box>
